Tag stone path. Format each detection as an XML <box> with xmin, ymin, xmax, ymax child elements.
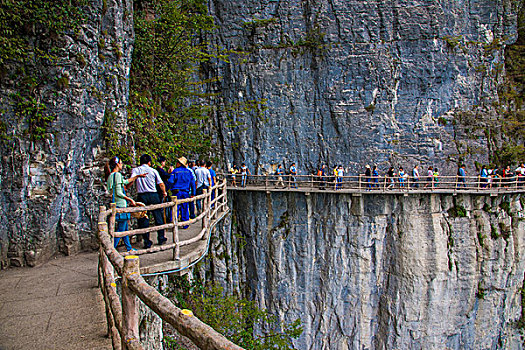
<box><xmin>0</xmin><ymin>252</ymin><xmax>111</xmax><ymax>350</ymax></box>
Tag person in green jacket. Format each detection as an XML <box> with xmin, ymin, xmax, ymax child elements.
<box><xmin>105</xmin><ymin>156</ymin><xmax>145</xmax><ymax>251</ymax></box>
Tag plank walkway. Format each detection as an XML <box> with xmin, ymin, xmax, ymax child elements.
<box><xmin>126</xmin><ymin>222</ymin><xmax>208</xmax><ymax>276</ymax></box>
<box><xmin>0</xmin><ymin>252</ymin><xmax>111</xmax><ymax>350</ymax></box>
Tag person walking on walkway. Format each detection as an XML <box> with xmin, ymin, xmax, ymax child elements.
<box><xmin>480</xmin><ymin>165</ymin><xmax>489</xmax><ymax>188</ymax></box>
<box><xmin>386</xmin><ymin>166</ymin><xmax>395</xmax><ymax>189</ymax></box>
<box><xmin>398</xmin><ymin>167</ymin><xmax>407</xmax><ymax>188</ymax></box>
<box><xmin>318</xmin><ymin>164</ymin><xmax>327</xmax><ymax>189</ymax></box>
<box><xmin>156</xmin><ymin>156</ymin><xmax>173</xmax><ymax>223</ymax></box>
<box><xmin>167</xmin><ymin>157</ymin><xmax>196</xmax><ymax>229</ymax></box>
<box><xmin>105</xmin><ymin>156</ymin><xmax>144</xmax><ymax>251</ymax></box>
<box><xmin>424</xmin><ymin>166</ymin><xmax>433</xmax><ymax>188</ymax></box>
<box><xmin>241</xmin><ymin>163</ymin><xmax>250</xmax><ymax>187</ymax></box>
<box><xmin>195</xmin><ymin>160</ymin><xmax>212</xmax><ymax>213</ymax></box>
<box><xmin>275</xmin><ymin>164</ymin><xmax>285</xmax><ymax>188</ymax></box>
<box><xmin>290</xmin><ymin>162</ymin><xmax>297</xmax><ymax>188</ymax></box>
<box><xmin>457</xmin><ymin>164</ymin><xmax>467</xmax><ymax>188</ymax></box>
<box><xmin>433</xmin><ymin>168</ymin><xmax>439</xmax><ymax>188</ymax></box>
<box><xmin>207</xmin><ymin>161</ymin><xmax>217</xmax><ymax>203</ymax></box>
<box><xmin>130</xmin><ymin>154</ymin><xmax>168</xmax><ymax>249</ymax></box>
<box><xmin>336</xmin><ymin>165</ymin><xmax>344</xmax><ymax>190</ymax></box>
<box><xmin>365</xmin><ymin>165</ymin><xmax>372</xmax><ymax>190</ymax></box>
<box><xmin>230</xmin><ymin>164</ymin><xmax>239</xmax><ymax>187</ymax></box>
<box><xmin>372</xmin><ymin>165</ymin><xmax>379</xmax><ymax>188</ymax></box>
<box><xmin>187</xmin><ymin>161</ymin><xmax>197</xmax><ymax>219</ymax></box>
<box><xmin>412</xmin><ymin>165</ymin><xmax>420</xmax><ymax>188</ymax></box>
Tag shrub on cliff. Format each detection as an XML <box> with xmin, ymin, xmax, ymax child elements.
<box><xmin>168</xmin><ymin>277</ymin><xmax>303</xmax><ymax>349</ymax></box>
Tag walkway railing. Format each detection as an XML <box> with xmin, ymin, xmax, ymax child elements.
<box><xmin>97</xmin><ymin>179</ymin><xmax>243</xmax><ymax>350</ymax></box>
<box><xmin>224</xmin><ymin>174</ymin><xmax>525</xmax><ymax>193</ymax></box>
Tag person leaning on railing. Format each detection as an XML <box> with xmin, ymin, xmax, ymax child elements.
<box><xmin>128</xmin><ymin>154</ymin><xmax>168</xmax><ymax>249</ymax></box>
<box><xmin>105</xmin><ymin>156</ymin><xmax>145</xmax><ymax>252</ymax></box>
<box><xmin>517</xmin><ymin>163</ymin><xmax>525</xmax><ymax>188</ymax></box>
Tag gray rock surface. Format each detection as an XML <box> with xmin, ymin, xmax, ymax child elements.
<box><xmin>207</xmin><ymin>192</ymin><xmax>525</xmax><ymax>349</ymax></box>
<box><xmin>0</xmin><ymin>0</ymin><xmax>133</xmax><ymax>267</ymax></box>
<box><xmin>208</xmin><ymin>0</ymin><xmax>518</xmax><ymax>175</ymax></box>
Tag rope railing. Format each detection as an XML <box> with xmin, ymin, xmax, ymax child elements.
<box><xmin>222</xmin><ymin>173</ymin><xmax>525</xmax><ymax>193</ymax></box>
<box><xmin>97</xmin><ymin>179</ymin><xmax>243</xmax><ymax>350</ymax></box>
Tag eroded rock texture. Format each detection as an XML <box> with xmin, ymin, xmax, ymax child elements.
<box><xmin>206</xmin><ymin>192</ymin><xmax>525</xmax><ymax>349</ymax></box>
<box><xmin>0</xmin><ymin>0</ymin><xmax>133</xmax><ymax>267</ymax></box>
<box><xmin>208</xmin><ymin>0</ymin><xmax>518</xmax><ymax>174</ymax></box>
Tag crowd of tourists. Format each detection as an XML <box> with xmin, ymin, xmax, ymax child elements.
<box><xmin>104</xmin><ymin>154</ymin><xmax>217</xmax><ymax>251</ymax></box>
<box><xmin>228</xmin><ymin>162</ymin><xmax>525</xmax><ymax>190</ymax></box>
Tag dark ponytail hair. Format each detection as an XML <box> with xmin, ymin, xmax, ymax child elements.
<box><xmin>104</xmin><ymin>156</ymin><xmax>120</xmax><ymax>180</ymax></box>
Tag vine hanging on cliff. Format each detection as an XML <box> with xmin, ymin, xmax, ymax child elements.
<box><xmin>0</xmin><ymin>0</ymin><xmax>88</xmax><ymax>141</ymax></box>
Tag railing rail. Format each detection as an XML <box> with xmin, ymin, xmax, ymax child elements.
<box><xmin>97</xmin><ymin>179</ymin><xmax>242</xmax><ymax>350</ymax></box>
<box><xmin>221</xmin><ymin>173</ymin><xmax>525</xmax><ymax>193</ymax></box>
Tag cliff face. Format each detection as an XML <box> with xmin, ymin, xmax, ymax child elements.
<box><xmin>0</xmin><ymin>0</ymin><xmax>133</xmax><ymax>267</ymax></box>
<box><xmin>207</xmin><ymin>192</ymin><xmax>525</xmax><ymax>349</ymax></box>
<box><xmin>208</xmin><ymin>0</ymin><xmax>518</xmax><ymax>174</ymax></box>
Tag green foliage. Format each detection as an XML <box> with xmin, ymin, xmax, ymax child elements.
<box><xmin>0</xmin><ymin>0</ymin><xmax>87</xmax><ymax>66</ymax></box>
<box><xmin>0</xmin><ymin>0</ymin><xmax>87</xmax><ymax>140</ymax></box>
<box><xmin>442</xmin><ymin>35</ymin><xmax>463</xmax><ymax>50</ymax></box>
<box><xmin>242</xmin><ymin>18</ymin><xmax>278</xmax><ymax>29</ymax></box>
<box><xmin>500</xmin><ymin>201</ymin><xmax>511</xmax><ymax>214</ymax></box>
<box><xmin>477</xmin><ymin>230</ymin><xmax>487</xmax><ymax>248</ymax></box>
<box><xmin>517</xmin><ymin>279</ymin><xmax>525</xmax><ymax>329</ymax></box>
<box><xmin>491</xmin><ymin>224</ymin><xmax>500</xmax><ymax>239</ymax></box>
<box><xmin>56</xmin><ymin>75</ymin><xmax>69</xmax><ymax>90</ymax></box>
<box><xmin>169</xmin><ymin>277</ymin><xmax>303</xmax><ymax>349</ymax></box>
<box><xmin>122</xmin><ymin>0</ymin><xmax>220</xmax><ymax>163</ymax></box>
<box><xmin>476</xmin><ymin>282</ymin><xmax>486</xmax><ymax>299</ymax></box>
<box><xmin>164</xmin><ymin>336</ymin><xmax>187</xmax><ymax>350</ymax></box>
<box><xmin>448</xmin><ymin>205</ymin><xmax>467</xmax><ymax>218</ymax></box>
<box><xmin>11</xmin><ymin>91</ymin><xmax>53</xmax><ymax>140</ymax></box>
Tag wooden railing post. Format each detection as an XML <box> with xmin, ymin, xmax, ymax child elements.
<box><xmin>109</xmin><ymin>202</ymin><xmax>116</xmax><ymax>239</ymax></box>
<box><xmin>223</xmin><ymin>180</ymin><xmax>228</xmax><ymax>212</ymax></box>
<box><xmin>172</xmin><ymin>201</ymin><xmax>179</xmax><ymax>261</ymax></box>
<box><xmin>202</xmin><ymin>189</ymin><xmax>209</xmax><ymax>232</ymax></box>
<box><xmin>122</xmin><ymin>255</ymin><xmax>140</xmax><ymax>349</ymax></box>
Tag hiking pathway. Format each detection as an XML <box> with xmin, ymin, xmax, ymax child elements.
<box><xmin>0</xmin><ymin>252</ymin><xmax>111</xmax><ymax>350</ymax></box>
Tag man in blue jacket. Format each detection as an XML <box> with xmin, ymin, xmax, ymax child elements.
<box><xmin>167</xmin><ymin>157</ymin><xmax>196</xmax><ymax>229</ymax></box>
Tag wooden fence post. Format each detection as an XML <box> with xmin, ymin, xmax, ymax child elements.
<box><xmin>109</xmin><ymin>203</ymin><xmax>116</xmax><ymax>239</ymax></box>
<box><xmin>172</xmin><ymin>201</ymin><xmax>179</xmax><ymax>261</ymax></box>
<box><xmin>122</xmin><ymin>255</ymin><xmax>140</xmax><ymax>349</ymax></box>
<box><xmin>223</xmin><ymin>180</ymin><xmax>228</xmax><ymax>212</ymax></box>
<box><xmin>202</xmin><ymin>189</ymin><xmax>209</xmax><ymax>232</ymax></box>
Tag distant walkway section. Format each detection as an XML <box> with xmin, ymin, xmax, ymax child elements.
<box><xmin>0</xmin><ymin>252</ymin><xmax>111</xmax><ymax>350</ymax></box>
<box><xmin>224</xmin><ymin>174</ymin><xmax>525</xmax><ymax>194</ymax></box>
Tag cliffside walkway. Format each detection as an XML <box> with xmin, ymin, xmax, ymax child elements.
<box><xmin>226</xmin><ymin>174</ymin><xmax>525</xmax><ymax>195</ymax></box>
<box><xmin>0</xmin><ymin>252</ymin><xmax>111</xmax><ymax>350</ymax></box>
<box><xmin>97</xmin><ymin>179</ymin><xmax>244</xmax><ymax>350</ymax></box>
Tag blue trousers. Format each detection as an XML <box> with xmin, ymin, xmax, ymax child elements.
<box><xmin>114</xmin><ymin>219</ymin><xmax>132</xmax><ymax>251</ymax></box>
<box><xmin>175</xmin><ymin>191</ymin><xmax>190</xmax><ymax>228</ymax></box>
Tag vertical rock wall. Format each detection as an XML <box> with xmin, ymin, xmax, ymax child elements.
<box><xmin>0</xmin><ymin>0</ymin><xmax>134</xmax><ymax>267</ymax></box>
<box><xmin>206</xmin><ymin>192</ymin><xmax>525</xmax><ymax>349</ymax></box>
<box><xmin>208</xmin><ymin>0</ymin><xmax>518</xmax><ymax>174</ymax></box>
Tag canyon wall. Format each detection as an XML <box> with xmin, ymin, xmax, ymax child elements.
<box><xmin>0</xmin><ymin>0</ymin><xmax>133</xmax><ymax>267</ymax></box>
<box><xmin>209</xmin><ymin>0</ymin><xmax>519</xmax><ymax>174</ymax></box>
<box><xmin>206</xmin><ymin>191</ymin><xmax>525</xmax><ymax>349</ymax></box>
